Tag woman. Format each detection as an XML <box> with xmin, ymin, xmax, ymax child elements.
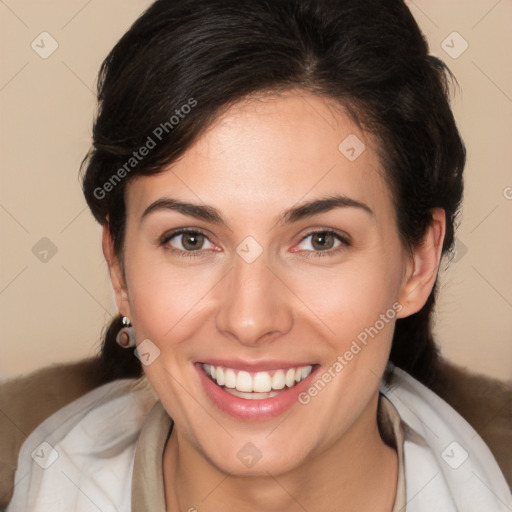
<box><xmin>7</xmin><ymin>0</ymin><xmax>512</xmax><ymax>510</ymax></box>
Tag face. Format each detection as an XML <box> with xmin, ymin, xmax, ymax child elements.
<box><xmin>106</xmin><ymin>91</ymin><xmax>441</xmax><ymax>477</ymax></box>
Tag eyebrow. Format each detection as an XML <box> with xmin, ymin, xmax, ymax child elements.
<box><xmin>140</xmin><ymin>194</ymin><xmax>374</xmax><ymax>226</ymax></box>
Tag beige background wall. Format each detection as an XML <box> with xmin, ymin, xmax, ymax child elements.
<box><xmin>0</xmin><ymin>0</ymin><xmax>511</xmax><ymax>381</ymax></box>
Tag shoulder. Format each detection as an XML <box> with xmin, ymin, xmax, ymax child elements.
<box><xmin>6</xmin><ymin>378</ymin><xmax>157</xmax><ymax>512</ymax></box>
<box><xmin>381</xmin><ymin>366</ymin><xmax>512</xmax><ymax>511</ymax></box>
<box><xmin>0</xmin><ymin>358</ymin><xmax>108</xmax><ymax>508</ymax></box>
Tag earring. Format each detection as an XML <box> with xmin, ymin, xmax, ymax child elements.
<box><xmin>116</xmin><ymin>316</ymin><xmax>136</xmax><ymax>348</ymax></box>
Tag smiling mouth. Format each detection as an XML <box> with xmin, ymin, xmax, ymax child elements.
<box><xmin>201</xmin><ymin>363</ymin><xmax>314</xmax><ymax>400</ymax></box>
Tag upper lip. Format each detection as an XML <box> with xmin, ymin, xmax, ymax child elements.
<box><xmin>198</xmin><ymin>359</ymin><xmax>316</xmax><ymax>372</ymax></box>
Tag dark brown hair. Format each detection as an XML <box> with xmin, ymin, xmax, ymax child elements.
<box><xmin>81</xmin><ymin>0</ymin><xmax>465</xmax><ymax>389</ymax></box>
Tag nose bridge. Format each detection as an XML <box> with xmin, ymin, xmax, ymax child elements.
<box><xmin>215</xmin><ymin>249</ymin><xmax>292</xmax><ymax>345</ymax></box>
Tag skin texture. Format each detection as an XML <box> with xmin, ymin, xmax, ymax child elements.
<box><xmin>103</xmin><ymin>91</ymin><xmax>445</xmax><ymax>511</ymax></box>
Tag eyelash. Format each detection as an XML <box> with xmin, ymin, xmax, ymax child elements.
<box><xmin>160</xmin><ymin>228</ymin><xmax>350</xmax><ymax>260</ymax></box>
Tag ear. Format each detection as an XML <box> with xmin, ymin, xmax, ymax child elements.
<box><xmin>397</xmin><ymin>208</ymin><xmax>446</xmax><ymax>318</ymax></box>
<box><xmin>102</xmin><ymin>224</ymin><xmax>132</xmax><ymax>319</ymax></box>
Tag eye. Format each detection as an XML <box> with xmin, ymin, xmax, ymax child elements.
<box><xmin>161</xmin><ymin>228</ymin><xmax>216</xmax><ymax>257</ymax></box>
<box><xmin>294</xmin><ymin>230</ymin><xmax>349</xmax><ymax>258</ymax></box>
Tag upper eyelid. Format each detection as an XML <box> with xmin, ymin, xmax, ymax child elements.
<box><xmin>299</xmin><ymin>229</ymin><xmax>349</xmax><ymax>242</ymax></box>
<box><xmin>161</xmin><ymin>228</ymin><xmax>213</xmax><ymax>246</ymax></box>
<box><xmin>161</xmin><ymin>227</ymin><xmax>209</xmax><ymax>240</ymax></box>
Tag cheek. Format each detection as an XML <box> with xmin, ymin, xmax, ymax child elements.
<box><xmin>129</xmin><ymin>267</ymin><xmax>214</xmax><ymax>345</ymax></box>
<box><xmin>122</xmin><ymin>241</ymin><xmax>215</xmax><ymax>347</ymax></box>
<box><xmin>291</xmin><ymin>253</ymin><xmax>402</xmax><ymax>341</ymax></box>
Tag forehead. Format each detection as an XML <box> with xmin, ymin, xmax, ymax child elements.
<box><xmin>125</xmin><ymin>92</ymin><xmax>393</xmax><ymax>224</ymax></box>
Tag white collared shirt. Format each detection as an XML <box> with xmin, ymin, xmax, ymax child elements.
<box><xmin>6</xmin><ymin>367</ymin><xmax>512</xmax><ymax>511</ymax></box>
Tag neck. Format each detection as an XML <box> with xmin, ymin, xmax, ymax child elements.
<box><xmin>163</xmin><ymin>394</ymin><xmax>398</xmax><ymax>512</ymax></box>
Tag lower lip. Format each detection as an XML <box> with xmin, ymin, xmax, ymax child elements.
<box><xmin>196</xmin><ymin>364</ymin><xmax>317</xmax><ymax>421</ymax></box>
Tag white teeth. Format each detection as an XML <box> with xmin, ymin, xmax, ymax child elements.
<box><xmin>225</xmin><ymin>388</ymin><xmax>280</xmax><ymax>400</ymax></box>
<box><xmin>301</xmin><ymin>365</ymin><xmax>313</xmax><ymax>379</ymax></box>
<box><xmin>253</xmin><ymin>372</ymin><xmax>272</xmax><ymax>393</ymax></box>
<box><xmin>224</xmin><ymin>368</ymin><xmax>236</xmax><ymax>389</ymax></box>
<box><xmin>236</xmin><ymin>371</ymin><xmax>253</xmax><ymax>392</ymax></box>
<box><xmin>215</xmin><ymin>367</ymin><xmax>225</xmax><ymax>386</ymax></box>
<box><xmin>285</xmin><ymin>368</ymin><xmax>295</xmax><ymax>387</ymax></box>
<box><xmin>202</xmin><ymin>363</ymin><xmax>314</xmax><ymax>395</ymax></box>
<box><xmin>272</xmin><ymin>370</ymin><xmax>286</xmax><ymax>390</ymax></box>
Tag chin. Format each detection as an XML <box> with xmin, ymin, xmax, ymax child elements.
<box><xmin>202</xmin><ymin>439</ymin><xmax>311</xmax><ymax>478</ymax></box>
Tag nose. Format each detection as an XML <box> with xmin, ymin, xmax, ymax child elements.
<box><xmin>215</xmin><ymin>251</ymin><xmax>293</xmax><ymax>347</ymax></box>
